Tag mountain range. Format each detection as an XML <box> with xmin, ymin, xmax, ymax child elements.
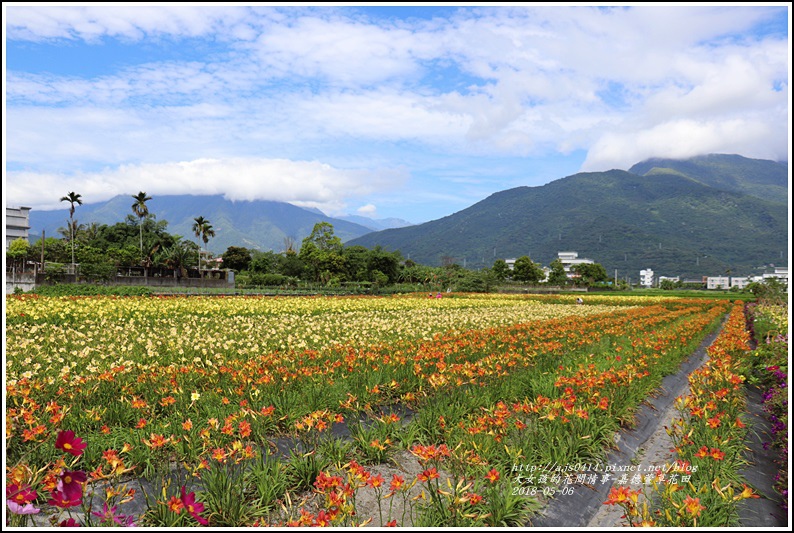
<box><xmin>348</xmin><ymin>154</ymin><xmax>788</xmax><ymax>279</ymax></box>
<box><xmin>25</xmin><ymin>153</ymin><xmax>788</xmax><ymax>279</ymax></box>
<box><xmin>28</xmin><ymin>195</ymin><xmax>412</xmax><ymax>255</ymax></box>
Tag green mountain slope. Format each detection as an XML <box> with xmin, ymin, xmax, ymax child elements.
<box><xmin>348</xmin><ymin>169</ymin><xmax>788</xmax><ymax>278</ymax></box>
<box><xmin>629</xmin><ymin>153</ymin><xmax>788</xmax><ymax>204</ymax></box>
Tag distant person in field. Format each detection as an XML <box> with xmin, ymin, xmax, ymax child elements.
<box><xmin>576</xmin><ymin>297</ymin><xmax>584</xmax><ymax>304</ymax></box>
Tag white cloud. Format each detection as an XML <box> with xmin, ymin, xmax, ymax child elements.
<box><xmin>4</xmin><ymin>5</ymin><xmax>789</xmax><ymax>222</ymax></box>
<box><xmin>356</xmin><ymin>204</ymin><xmax>378</xmax><ymax>216</ymax></box>
<box><xmin>7</xmin><ymin>158</ymin><xmax>409</xmax><ymax>214</ymax></box>
<box><xmin>250</xmin><ymin>16</ymin><xmax>427</xmax><ymax>86</ymax></box>
<box><xmin>583</xmin><ymin>117</ymin><xmax>787</xmax><ymax>171</ymax></box>
<box><xmin>5</xmin><ymin>5</ymin><xmax>258</xmax><ymax>42</ymax></box>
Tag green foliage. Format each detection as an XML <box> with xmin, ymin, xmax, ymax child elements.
<box><xmin>246</xmin><ymin>449</ymin><xmax>290</xmax><ymax>513</ymax></box>
<box><xmin>513</xmin><ymin>256</ymin><xmax>544</xmax><ymax>283</ymax></box>
<box><xmin>370</xmin><ymin>269</ymin><xmax>389</xmax><ymax>287</ymax></box>
<box><xmin>31</xmin><ymin>237</ymin><xmax>69</xmax><ymax>264</ymax></box>
<box><xmin>200</xmin><ymin>461</ymin><xmax>268</xmax><ymax>526</ymax></box>
<box><xmin>285</xmin><ymin>451</ymin><xmax>329</xmax><ymax>493</ymax></box>
<box><xmin>221</xmin><ymin>246</ymin><xmax>252</xmax><ymax>272</ymax></box>
<box><xmin>300</xmin><ymin>222</ymin><xmax>346</xmax><ymax>282</ymax></box>
<box><xmin>491</xmin><ymin>259</ymin><xmax>510</xmax><ymax>281</ymax></box>
<box><xmin>746</xmin><ymin>278</ymin><xmax>787</xmax><ymax>305</ymax></box>
<box><xmin>33</xmin><ymin>283</ymin><xmax>154</xmax><ymax>296</ymax></box>
<box><xmin>547</xmin><ymin>259</ymin><xmax>568</xmax><ymax>285</ymax></box>
<box><xmin>659</xmin><ymin>279</ymin><xmax>676</xmax><ymax>290</ymax></box>
<box><xmin>157</xmin><ymin>240</ymin><xmax>198</xmax><ymax>275</ymax></box>
<box><xmin>78</xmin><ymin>261</ymin><xmax>116</xmax><ymax>281</ymax></box>
<box><xmin>571</xmin><ymin>262</ymin><xmax>608</xmax><ymax>286</ymax></box>
<box><xmin>455</xmin><ymin>269</ymin><xmax>498</xmax><ymax>292</ymax></box>
<box><xmin>367</xmin><ymin>246</ymin><xmax>402</xmax><ymax>283</ymax></box>
<box><xmin>239</xmin><ymin>273</ymin><xmax>298</xmax><ymax>288</ymax></box>
<box><xmin>7</xmin><ymin>238</ymin><xmax>30</xmax><ymax>259</ymax></box>
<box><xmin>249</xmin><ymin>250</ymin><xmax>279</xmax><ymax>273</ymax></box>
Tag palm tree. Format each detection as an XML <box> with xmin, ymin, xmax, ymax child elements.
<box><xmin>60</xmin><ymin>192</ymin><xmax>82</xmax><ymax>267</ymax></box>
<box><xmin>192</xmin><ymin>216</ymin><xmax>207</xmax><ymax>270</ymax></box>
<box><xmin>192</xmin><ymin>216</ymin><xmax>215</xmax><ymax>270</ymax></box>
<box><xmin>200</xmin><ymin>223</ymin><xmax>215</xmax><ymax>250</ymax></box>
<box><xmin>131</xmin><ymin>192</ymin><xmax>152</xmax><ymax>258</ymax></box>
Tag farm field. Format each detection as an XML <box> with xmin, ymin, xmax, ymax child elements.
<box><xmin>6</xmin><ymin>293</ymin><xmax>758</xmax><ymax>526</ymax></box>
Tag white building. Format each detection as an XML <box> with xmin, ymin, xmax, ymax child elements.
<box><xmin>730</xmin><ymin>277</ymin><xmax>751</xmax><ymax>290</ymax></box>
<box><xmin>6</xmin><ymin>207</ymin><xmax>32</xmax><ymax>249</ymax></box>
<box><xmin>707</xmin><ymin>276</ymin><xmax>730</xmax><ymax>290</ymax></box>
<box><xmin>763</xmin><ymin>267</ymin><xmax>789</xmax><ymax>286</ymax></box>
<box><xmin>557</xmin><ymin>251</ymin><xmax>594</xmax><ymax>277</ymax></box>
<box><xmin>639</xmin><ymin>269</ymin><xmax>654</xmax><ymax>288</ymax></box>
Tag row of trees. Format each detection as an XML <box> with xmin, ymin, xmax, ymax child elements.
<box><xmin>9</xmin><ymin>191</ymin><xmax>219</xmax><ymax>279</ymax></box>
<box><xmin>11</xmin><ymin>191</ymin><xmax>611</xmax><ymax>290</ymax></box>
<box><xmin>58</xmin><ymin>191</ymin><xmax>217</xmax><ymax>263</ymax></box>
<box><xmin>226</xmin><ymin>223</ymin><xmax>611</xmax><ymax>290</ymax></box>
<box><xmin>491</xmin><ymin>256</ymin><xmax>609</xmax><ymax>286</ymax></box>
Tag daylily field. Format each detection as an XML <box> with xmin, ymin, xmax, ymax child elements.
<box><xmin>5</xmin><ymin>293</ymin><xmax>774</xmax><ymax>527</ymax></box>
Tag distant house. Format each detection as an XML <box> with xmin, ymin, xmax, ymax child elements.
<box><xmin>6</xmin><ymin>206</ymin><xmax>31</xmax><ymax>249</ymax></box>
<box><xmin>707</xmin><ymin>276</ymin><xmax>730</xmax><ymax>290</ymax></box>
<box><xmin>639</xmin><ymin>269</ymin><xmax>654</xmax><ymax>288</ymax></box>
<box><xmin>730</xmin><ymin>277</ymin><xmax>750</xmax><ymax>290</ymax></box>
<box><xmin>557</xmin><ymin>251</ymin><xmax>594</xmax><ymax>278</ymax></box>
<box><xmin>681</xmin><ymin>278</ymin><xmax>706</xmax><ymax>288</ymax></box>
<box><xmin>763</xmin><ymin>267</ymin><xmax>789</xmax><ymax>286</ymax></box>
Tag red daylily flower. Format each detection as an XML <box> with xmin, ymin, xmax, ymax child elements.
<box><xmin>181</xmin><ymin>486</ymin><xmax>209</xmax><ymax>525</ymax></box>
<box><xmin>167</xmin><ymin>496</ymin><xmax>184</xmax><ymax>514</ymax></box>
<box><xmin>417</xmin><ymin>467</ymin><xmax>440</xmax><ymax>482</ymax></box>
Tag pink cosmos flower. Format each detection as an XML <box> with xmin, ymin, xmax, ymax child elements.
<box><xmin>7</xmin><ymin>501</ymin><xmax>41</xmax><ymax>515</ymax></box>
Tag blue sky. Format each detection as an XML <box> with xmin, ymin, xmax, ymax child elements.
<box><xmin>3</xmin><ymin>3</ymin><xmax>790</xmax><ymax>224</ymax></box>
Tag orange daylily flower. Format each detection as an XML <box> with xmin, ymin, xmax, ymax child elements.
<box><xmin>682</xmin><ymin>495</ymin><xmax>705</xmax><ymax>517</ymax></box>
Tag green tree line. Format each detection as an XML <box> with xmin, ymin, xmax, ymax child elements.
<box><xmin>10</xmin><ymin>192</ymin><xmax>616</xmax><ymax>291</ymax></box>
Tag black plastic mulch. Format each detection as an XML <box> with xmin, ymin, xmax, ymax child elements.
<box><xmin>529</xmin><ymin>324</ymin><xmax>790</xmax><ymax>528</ymax></box>
<box><xmin>736</xmin><ymin>384</ymin><xmax>788</xmax><ymax>527</ymax></box>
